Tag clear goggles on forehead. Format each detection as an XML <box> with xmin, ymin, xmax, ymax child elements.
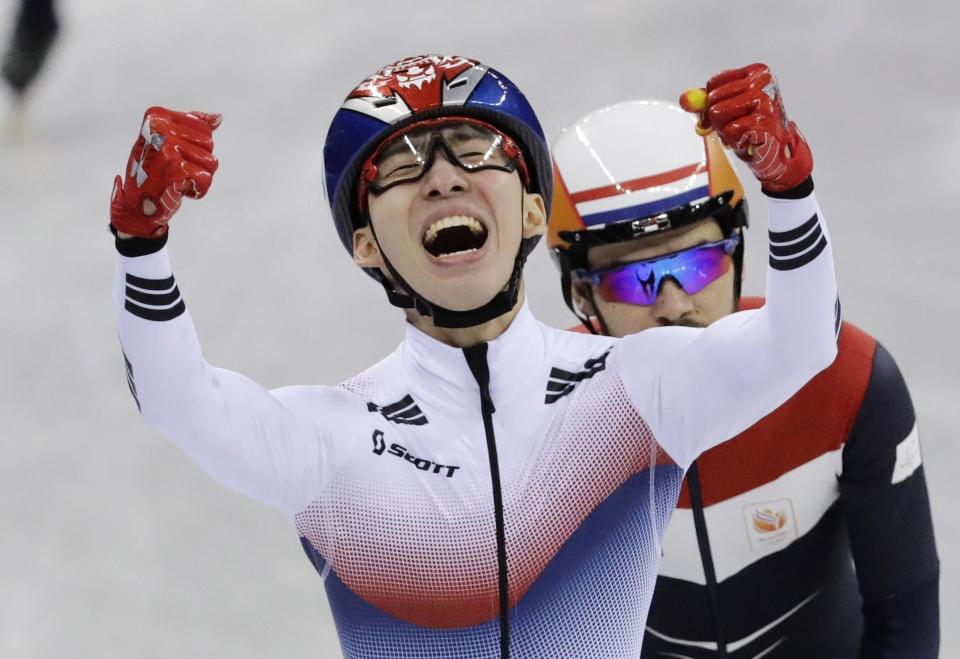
<box><xmin>358</xmin><ymin>117</ymin><xmax>530</xmax><ymax>207</ymax></box>
<box><xmin>576</xmin><ymin>235</ymin><xmax>741</xmax><ymax>306</ymax></box>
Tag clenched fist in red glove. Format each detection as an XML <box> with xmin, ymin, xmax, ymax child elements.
<box><xmin>110</xmin><ymin>107</ymin><xmax>222</xmax><ymax>238</ymax></box>
<box><xmin>680</xmin><ymin>64</ymin><xmax>812</xmax><ymax>194</ymax></box>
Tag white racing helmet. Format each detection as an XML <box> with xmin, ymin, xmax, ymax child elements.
<box><xmin>548</xmin><ymin>99</ymin><xmax>748</xmax><ymax>330</ymax></box>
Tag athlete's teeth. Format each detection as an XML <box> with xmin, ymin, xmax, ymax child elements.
<box><xmin>438</xmin><ymin>248</ymin><xmax>479</xmax><ymax>258</ymax></box>
<box><xmin>424</xmin><ymin>215</ymin><xmax>484</xmax><ymax>246</ymax></box>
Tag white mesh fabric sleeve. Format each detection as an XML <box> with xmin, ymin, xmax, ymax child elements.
<box><xmin>114</xmin><ymin>248</ymin><xmax>330</xmax><ymax>516</ymax></box>
<box><xmin>617</xmin><ymin>191</ymin><xmax>839</xmax><ymax>469</ymax></box>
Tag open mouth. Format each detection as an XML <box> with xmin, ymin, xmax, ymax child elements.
<box><xmin>422</xmin><ymin>215</ymin><xmax>489</xmax><ymax>258</ymax></box>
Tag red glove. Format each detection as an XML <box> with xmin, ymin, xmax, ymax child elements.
<box><xmin>110</xmin><ymin>107</ymin><xmax>222</xmax><ymax>238</ymax></box>
<box><xmin>680</xmin><ymin>64</ymin><xmax>812</xmax><ymax>194</ymax></box>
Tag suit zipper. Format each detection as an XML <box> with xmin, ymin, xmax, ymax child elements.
<box><xmin>463</xmin><ymin>343</ymin><xmax>510</xmax><ymax>658</ymax></box>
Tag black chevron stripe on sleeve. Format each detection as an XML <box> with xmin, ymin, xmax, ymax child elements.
<box><xmin>367</xmin><ymin>394</ymin><xmax>429</xmax><ymax>425</ymax></box>
<box><xmin>388</xmin><ymin>407</ymin><xmax>427</xmax><ymax>420</ymax></box>
<box><xmin>125</xmin><ymin>285</ymin><xmax>182</xmax><ymax>307</ymax></box>
<box><xmin>834</xmin><ymin>296</ymin><xmax>842</xmax><ymax>339</ymax></box>
<box><xmin>379</xmin><ymin>395</ymin><xmax>418</xmax><ymax>416</ymax></box>
<box><xmin>124</xmin><ymin>273</ymin><xmax>185</xmax><ymax>321</ymax></box>
<box><xmin>122</xmin><ymin>350</ymin><xmax>140</xmax><ymax>411</ymax></box>
<box><xmin>769</xmin><ymin>213</ymin><xmax>828</xmax><ymax>271</ymax></box>
<box><xmin>546</xmin><ymin>378</ymin><xmax>577</xmax><ymax>393</ymax></box>
<box><xmin>545</xmin><ymin>348</ymin><xmax>612</xmax><ymax>404</ymax></box>
<box><xmin>125</xmin><ymin>273</ymin><xmax>176</xmax><ymax>290</ymax></box>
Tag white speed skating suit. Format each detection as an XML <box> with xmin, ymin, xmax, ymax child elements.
<box><xmin>115</xmin><ymin>192</ymin><xmax>838</xmax><ymax>657</ymax></box>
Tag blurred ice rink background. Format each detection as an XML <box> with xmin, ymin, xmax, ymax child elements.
<box><xmin>1</xmin><ymin>1</ymin><xmax>957</xmax><ymax>656</ymax></box>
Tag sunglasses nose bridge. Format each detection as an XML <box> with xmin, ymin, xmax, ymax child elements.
<box><xmin>646</xmin><ymin>269</ymin><xmax>692</xmax><ymax>306</ymax></box>
<box><xmin>651</xmin><ymin>276</ymin><xmax>696</xmax><ymax>322</ymax></box>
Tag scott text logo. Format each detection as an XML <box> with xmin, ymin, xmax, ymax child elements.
<box><xmin>371</xmin><ymin>430</ymin><xmax>459</xmax><ymax>478</ymax></box>
<box><xmin>372</xmin><ymin>429</ymin><xmax>387</xmax><ymax>455</ymax></box>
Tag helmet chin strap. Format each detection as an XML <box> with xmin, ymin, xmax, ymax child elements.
<box><xmin>583</xmin><ymin>285</ymin><xmax>613</xmax><ymax>336</ymax></box>
<box><xmin>365</xmin><ymin>209</ymin><xmax>536</xmax><ymax>329</ymax></box>
<box><xmin>555</xmin><ymin>247</ymin><xmax>606</xmax><ymax>335</ymax></box>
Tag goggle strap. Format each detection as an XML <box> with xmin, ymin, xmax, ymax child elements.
<box><xmin>557</xmin><ymin>251</ymin><xmax>599</xmax><ymax>335</ymax></box>
<box><xmin>583</xmin><ymin>285</ymin><xmax>612</xmax><ymax>336</ymax></box>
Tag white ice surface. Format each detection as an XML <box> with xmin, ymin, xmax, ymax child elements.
<box><xmin>1</xmin><ymin>1</ymin><xmax>957</xmax><ymax>657</ymax></box>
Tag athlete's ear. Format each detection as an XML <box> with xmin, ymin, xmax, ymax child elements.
<box><xmin>521</xmin><ymin>192</ymin><xmax>547</xmax><ymax>239</ymax></box>
<box><xmin>353</xmin><ymin>226</ymin><xmax>384</xmax><ymax>269</ymax></box>
<box><xmin>570</xmin><ymin>278</ymin><xmax>597</xmax><ymax>317</ymax></box>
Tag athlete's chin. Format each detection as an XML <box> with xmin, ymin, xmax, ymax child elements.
<box><xmin>664</xmin><ymin>319</ymin><xmax>708</xmax><ymax>329</ymax></box>
<box><xmin>415</xmin><ymin>273</ymin><xmax>512</xmax><ymax>312</ymax></box>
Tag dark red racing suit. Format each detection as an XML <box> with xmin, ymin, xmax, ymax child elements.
<box><xmin>641</xmin><ymin>299</ymin><xmax>939</xmax><ymax>658</ymax></box>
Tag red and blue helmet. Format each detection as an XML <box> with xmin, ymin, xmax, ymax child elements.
<box><xmin>323</xmin><ymin>55</ymin><xmax>553</xmax><ymax>256</ymax></box>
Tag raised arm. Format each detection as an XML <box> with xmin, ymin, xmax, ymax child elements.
<box><xmin>110</xmin><ymin>108</ymin><xmax>330</xmax><ymax>516</ymax></box>
<box><xmin>619</xmin><ymin>64</ymin><xmax>839</xmax><ymax>468</ymax></box>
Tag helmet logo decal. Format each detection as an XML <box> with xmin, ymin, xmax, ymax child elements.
<box><xmin>393</xmin><ymin>62</ymin><xmax>437</xmax><ymax>90</ymax></box>
<box><xmin>343</xmin><ymin>55</ymin><xmax>484</xmax><ymax>123</ymax></box>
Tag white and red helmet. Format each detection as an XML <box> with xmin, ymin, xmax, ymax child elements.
<box><xmin>549</xmin><ymin>98</ymin><xmax>745</xmax><ymax>256</ymax></box>
<box><xmin>548</xmin><ymin>99</ymin><xmax>748</xmax><ymax>328</ymax></box>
